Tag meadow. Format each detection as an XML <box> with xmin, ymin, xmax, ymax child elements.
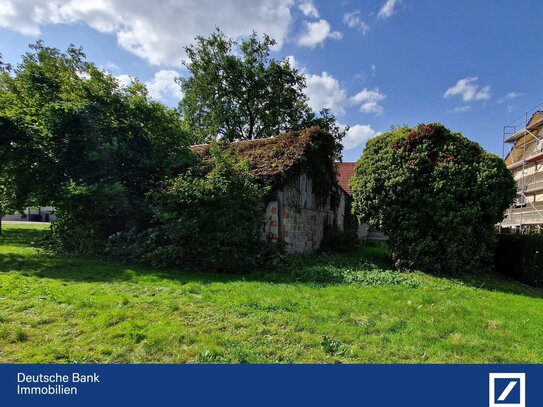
<box><xmin>1</xmin><ymin>224</ymin><xmax>542</xmax><ymax>363</ymax></box>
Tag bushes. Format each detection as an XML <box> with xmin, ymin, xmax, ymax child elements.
<box><xmin>108</xmin><ymin>148</ymin><xmax>275</xmax><ymax>272</ymax></box>
<box><xmin>49</xmin><ymin>182</ymin><xmax>137</xmax><ymax>255</ymax></box>
<box><xmin>495</xmin><ymin>234</ymin><xmax>543</xmax><ymax>287</ymax></box>
<box><xmin>350</xmin><ymin>123</ymin><xmax>516</xmax><ymax>274</ymax></box>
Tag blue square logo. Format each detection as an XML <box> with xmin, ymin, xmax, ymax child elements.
<box><xmin>494</xmin><ymin>379</ymin><xmax>520</xmax><ymax>404</ymax></box>
<box><xmin>489</xmin><ymin>373</ymin><xmax>525</xmax><ymax>407</ymax></box>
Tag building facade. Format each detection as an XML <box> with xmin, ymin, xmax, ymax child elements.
<box><xmin>262</xmin><ymin>171</ymin><xmax>349</xmax><ymax>253</ymax></box>
<box><xmin>502</xmin><ymin>110</ymin><xmax>543</xmax><ymax>231</ymax></box>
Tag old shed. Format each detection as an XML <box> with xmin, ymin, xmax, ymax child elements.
<box><xmin>191</xmin><ymin>127</ymin><xmax>355</xmax><ymax>253</ymax></box>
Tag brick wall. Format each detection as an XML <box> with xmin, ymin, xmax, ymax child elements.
<box><xmin>262</xmin><ymin>201</ymin><xmax>279</xmax><ymax>242</ymax></box>
<box><xmin>261</xmin><ymin>172</ymin><xmax>348</xmax><ymax>254</ymax></box>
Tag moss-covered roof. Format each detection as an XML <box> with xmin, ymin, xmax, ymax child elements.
<box><xmin>190</xmin><ymin>127</ymin><xmax>331</xmax><ymax>181</ymax></box>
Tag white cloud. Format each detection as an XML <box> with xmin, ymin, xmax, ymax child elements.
<box><xmin>298</xmin><ymin>0</ymin><xmax>318</xmax><ymax>18</ymax></box>
<box><xmin>0</xmin><ymin>0</ymin><xmax>295</xmax><ymax>65</ymax></box>
<box><xmin>304</xmin><ymin>73</ymin><xmax>386</xmax><ymax>116</ymax></box>
<box><xmin>475</xmin><ymin>86</ymin><xmax>492</xmax><ymax>100</ymax></box>
<box><xmin>497</xmin><ymin>92</ymin><xmax>523</xmax><ymax>104</ymax></box>
<box><xmin>113</xmin><ymin>71</ymin><xmax>183</xmax><ymax>103</ymax></box>
<box><xmin>284</xmin><ymin>55</ymin><xmax>299</xmax><ymax>70</ymax></box>
<box><xmin>145</xmin><ymin>70</ymin><xmax>183</xmax><ymax>102</ymax></box>
<box><xmin>351</xmin><ymin>88</ymin><xmax>386</xmax><ymax>115</ymax></box>
<box><xmin>443</xmin><ymin>77</ymin><xmax>491</xmax><ymax>102</ymax></box>
<box><xmin>290</xmin><ymin>58</ymin><xmax>381</xmax><ymax>151</ymax></box>
<box><xmin>297</xmin><ymin>19</ymin><xmax>342</xmax><ymax>48</ymax></box>
<box><xmin>284</xmin><ymin>58</ymin><xmax>385</xmax><ymax>117</ymax></box>
<box><xmin>104</xmin><ymin>61</ymin><xmax>120</xmax><ymax>71</ymax></box>
<box><xmin>342</xmin><ymin>124</ymin><xmax>378</xmax><ymax>150</ymax></box>
<box><xmin>378</xmin><ymin>0</ymin><xmax>399</xmax><ymax>19</ymax></box>
<box><xmin>76</xmin><ymin>70</ymin><xmax>91</xmax><ymax>80</ymax></box>
<box><xmin>343</xmin><ymin>10</ymin><xmax>370</xmax><ymax>35</ymax></box>
<box><xmin>451</xmin><ymin>105</ymin><xmax>472</xmax><ymax>113</ymax></box>
<box><xmin>114</xmin><ymin>74</ymin><xmax>133</xmax><ymax>87</ymax></box>
<box><xmin>305</xmin><ymin>72</ymin><xmax>348</xmax><ymax>115</ymax></box>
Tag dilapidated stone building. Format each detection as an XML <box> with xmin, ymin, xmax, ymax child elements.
<box><xmin>192</xmin><ymin>127</ymin><xmax>357</xmax><ymax>253</ymax></box>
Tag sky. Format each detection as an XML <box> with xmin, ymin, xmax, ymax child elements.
<box><xmin>0</xmin><ymin>0</ymin><xmax>542</xmax><ymax>162</ymax></box>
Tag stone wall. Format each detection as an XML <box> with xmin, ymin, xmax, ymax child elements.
<box><xmin>261</xmin><ymin>172</ymin><xmax>348</xmax><ymax>254</ymax></box>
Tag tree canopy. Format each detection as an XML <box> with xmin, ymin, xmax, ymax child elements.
<box><xmin>179</xmin><ymin>29</ymin><xmax>345</xmax><ymax>158</ymax></box>
<box><xmin>0</xmin><ymin>42</ymin><xmax>193</xmax><ymax>246</ymax></box>
<box><xmin>350</xmin><ymin>123</ymin><xmax>516</xmax><ymax>274</ymax></box>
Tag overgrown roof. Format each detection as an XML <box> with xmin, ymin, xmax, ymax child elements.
<box><xmin>190</xmin><ymin>127</ymin><xmax>335</xmax><ymax>182</ymax></box>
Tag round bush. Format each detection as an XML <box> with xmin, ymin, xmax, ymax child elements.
<box><xmin>350</xmin><ymin>123</ymin><xmax>516</xmax><ymax>273</ymax></box>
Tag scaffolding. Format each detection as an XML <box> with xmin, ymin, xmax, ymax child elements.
<box><xmin>501</xmin><ymin>102</ymin><xmax>543</xmax><ymax>230</ymax></box>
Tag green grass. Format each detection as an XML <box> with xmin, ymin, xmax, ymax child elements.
<box><xmin>1</xmin><ymin>224</ymin><xmax>542</xmax><ymax>363</ymax></box>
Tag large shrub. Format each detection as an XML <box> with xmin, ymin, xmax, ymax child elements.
<box><xmin>350</xmin><ymin>123</ymin><xmax>516</xmax><ymax>274</ymax></box>
<box><xmin>108</xmin><ymin>148</ymin><xmax>272</xmax><ymax>272</ymax></box>
<box><xmin>0</xmin><ymin>43</ymin><xmax>192</xmax><ymax>253</ymax></box>
<box><xmin>47</xmin><ymin>82</ymin><xmax>192</xmax><ymax>254</ymax></box>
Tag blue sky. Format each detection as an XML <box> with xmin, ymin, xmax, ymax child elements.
<box><xmin>0</xmin><ymin>0</ymin><xmax>541</xmax><ymax>162</ymax></box>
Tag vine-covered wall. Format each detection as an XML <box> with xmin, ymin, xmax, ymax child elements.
<box><xmin>262</xmin><ymin>171</ymin><xmax>348</xmax><ymax>254</ymax></box>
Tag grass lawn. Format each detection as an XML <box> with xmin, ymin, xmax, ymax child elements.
<box><xmin>1</xmin><ymin>224</ymin><xmax>542</xmax><ymax>363</ymax></box>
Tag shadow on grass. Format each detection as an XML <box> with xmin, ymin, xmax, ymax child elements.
<box><xmin>0</xmin><ymin>248</ymin><xmax>394</xmax><ymax>286</ymax></box>
<box><xmin>0</xmin><ymin>250</ymin><xmax>235</xmax><ymax>284</ymax></box>
<box><xmin>1</xmin><ymin>227</ymin><xmax>542</xmax><ymax>299</ymax></box>
<box><xmin>439</xmin><ymin>271</ymin><xmax>543</xmax><ymax>299</ymax></box>
<box><xmin>0</xmin><ymin>227</ymin><xmax>396</xmax><ymax>285</ymax></box>
<box><xmin>0</xmin><ymin>226</ymin><xmax>49</xmax><ymax>248</ymax></box>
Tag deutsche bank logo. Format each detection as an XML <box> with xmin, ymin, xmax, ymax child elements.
<box><xmin>489</xmin><ymin>373</ymin><xmax>525</xmax><ymax>407</ymax></box>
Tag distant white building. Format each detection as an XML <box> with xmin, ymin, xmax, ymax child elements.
<box><xmin>2</xmin><ymin>207</ymin><xmax>56</xmax><ymax>222</ymax></box>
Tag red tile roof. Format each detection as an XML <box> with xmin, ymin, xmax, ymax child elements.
<box><xmin>336</xmin><ymin>162</ymin><xmax>356</xmax><ymax>196</ymax></box>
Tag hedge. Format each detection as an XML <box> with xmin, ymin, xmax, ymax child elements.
<box><xmin>495</xmin><ymin>233</ymin><xmax>543</xmax><ymax>287</ymax></box>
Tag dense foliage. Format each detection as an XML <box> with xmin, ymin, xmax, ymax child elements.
<box><xmin>0</xmin><ymin>42</ymin><xmax>192</xmax><ymax>251</ymax></box>
<box><xmin>179</xmin><ymin>29</ymin><xmax>345</xmax><ymax>159</ymax></box>
<box><xmin>108</xmin><ymin>148</ymin><xmax>273</xmax><ymax>272</ymax></box>
<box><xmin>495</xmin><ymin>233</ymin><xmax>543</xmax><ymax>287</ymax></box>
<box><xmin>1</xmin><ymin>40</ymin><xmax>342</xmax><ymax>269</ymax></box>
<box><xmin>319</xmin><ymin>229</ymin><xmax>361</xmax><ymax>253</ymax></box>
<box><xmin>350</xmin><ymin>123</ymin><xmax>516</xmax><ymax>273</ymax></box>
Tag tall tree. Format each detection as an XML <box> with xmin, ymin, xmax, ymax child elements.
<box><xmin>0</xmin><ymin>116</ymin><xmax>35</xmax><ymax>234</ymax></box>
<box><xmin>0</xmin><ymin>54</ymin><xmax>38</xmax><ymax>233</ymax></box>
<box><xmin>179</xmin><ymin>28</ymin><xmax>345</xmax><ymax>156</ymax></box>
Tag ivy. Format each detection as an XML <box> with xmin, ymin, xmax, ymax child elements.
<box><xmin>107</xmin><ymin>148</ymin><xmax>276</xmax><ymax>272</ymax></box>
<box><xmin>350</xmin><ymin>123</ymin><xmax>516</xmax><ymax>274</ymax></box>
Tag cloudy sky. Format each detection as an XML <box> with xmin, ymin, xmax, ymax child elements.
<box><xmin>0</xmin><ymin>0</ymin><xmax>541</xmax><ymax>161</ymax></box>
